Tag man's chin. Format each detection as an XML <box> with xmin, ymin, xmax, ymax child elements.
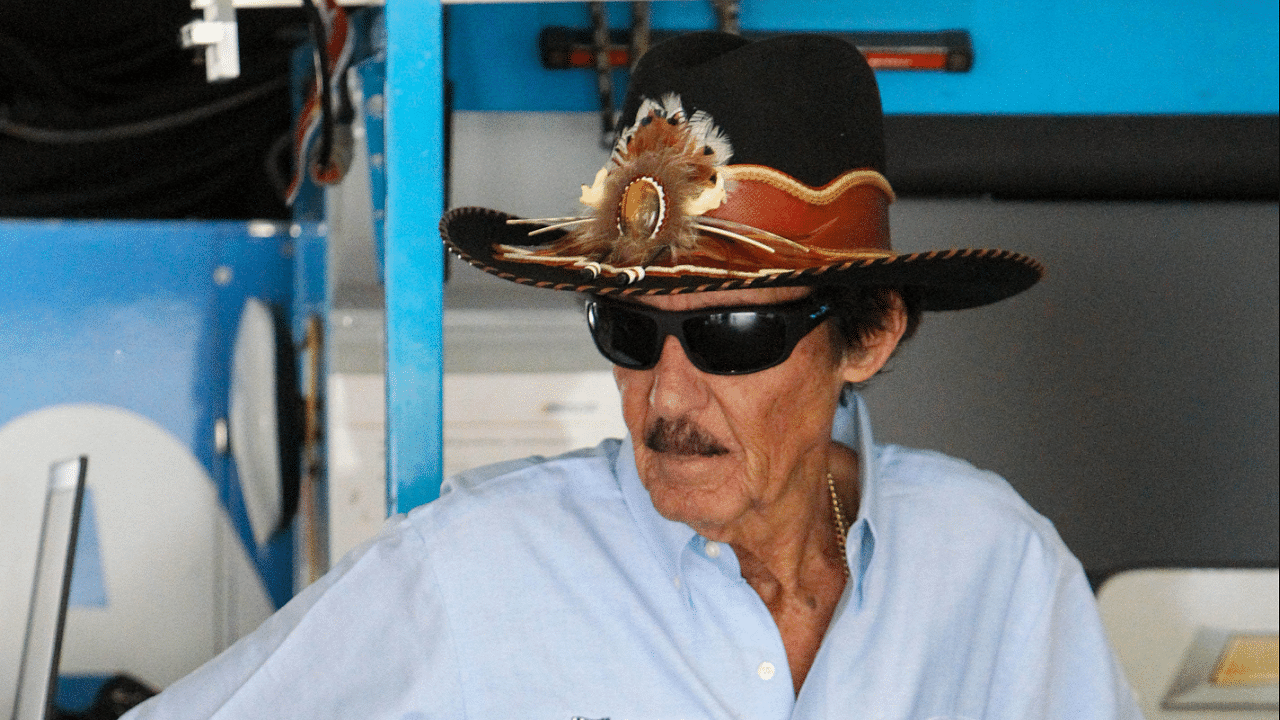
<box><xmin>641</xmin><ymin>471</ymin><xmax>737</xmax><ymax>525</ymax></box>
<box><xmin>635</xmin><ymin>449</ymin><xmax>738</xmax><ymax>500</ymax></box>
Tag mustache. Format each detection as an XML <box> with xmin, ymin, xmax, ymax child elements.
<box><xmin>644</xmin><ymin>417</ymin><xmax>729</xmax><ymax>457</ymax></box>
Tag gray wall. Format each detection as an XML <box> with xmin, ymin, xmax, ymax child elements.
<box><xmin>863</xmin><ymin>200</ymin><xmax>1278</xmax><ymax>576</ymax></box>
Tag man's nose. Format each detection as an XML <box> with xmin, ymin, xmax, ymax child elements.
<box><xmin>648</xmin><ymin>334</ymin><xmax>710</xmax><ymax>412</ymax></box>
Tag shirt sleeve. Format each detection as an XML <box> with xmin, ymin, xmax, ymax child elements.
<box><xmin>122</xmin><ymin>516</ymin><xmax>465</xmax><ymax>720</ymax></box>
<box><xmin>985</xmin><ymin>527</ymin><xmax>1144</xmax><ymax>720</ymax></box>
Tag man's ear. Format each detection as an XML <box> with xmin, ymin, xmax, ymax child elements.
<box><xmin>840</xmin><ymin>300</ymin><xmax>908</xmax><ymax>384</ymax></box>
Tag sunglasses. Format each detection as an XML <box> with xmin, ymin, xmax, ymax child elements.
<box><xmin>585</xmin><ymin>293</ymin><xmax>835</xmax><ymax>375</ymax></box>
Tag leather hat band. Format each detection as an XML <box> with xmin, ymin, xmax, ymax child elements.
<box><xmin>707</xmin><ymin>165</ymin><xmax>895</xmax><ymax>257</ymax></box>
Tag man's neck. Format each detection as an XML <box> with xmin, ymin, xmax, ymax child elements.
<box><xmin>715</xmin><ymin>444</ymin><xmax>861</xmax><ymax>693</ymax></box>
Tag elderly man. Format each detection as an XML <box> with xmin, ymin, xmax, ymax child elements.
<box><xmin>127</xmin><ymin>32</ymin><xmax>1140</xmax><ymax>719</ymax></box>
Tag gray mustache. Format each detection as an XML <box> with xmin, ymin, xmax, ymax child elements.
<box><xmin>644</xmin><ymin>417</ymin><xmax>729</xmax><ymax>457</ymax></box>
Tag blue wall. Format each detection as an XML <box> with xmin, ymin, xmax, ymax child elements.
<box><xmin>446</xmin><ymin>0</ymin><xmax>1279</xmax><ymax>114</ymax></box>
<box><xmin>0</xmin><ymin>219</ymin><xmax>312</xmax><ymax>607</ymax></box>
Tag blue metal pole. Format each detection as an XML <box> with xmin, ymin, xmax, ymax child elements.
<box><xmin>383</xmin><ymin>0</ymin><xmax>445</xmax><ymax>515</ymax></box>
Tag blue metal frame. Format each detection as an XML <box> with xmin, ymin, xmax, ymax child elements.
<box><xmin>384</xmin><ymin>0</ymin><xmax>445</xmax><ymax>515</ymax></box>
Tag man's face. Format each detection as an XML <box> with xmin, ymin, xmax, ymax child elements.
<box><xmin>611</xmin><ymin>286</ymin><xmax>898</xmax><ymax>535</ymax></box>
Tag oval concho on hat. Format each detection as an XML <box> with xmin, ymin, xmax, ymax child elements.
<box><xmin>440</xmin><ymin>33</ymin><xmax>1043</xmax><ymax>312</ymax></box>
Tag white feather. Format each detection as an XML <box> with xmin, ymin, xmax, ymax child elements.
<box><xmin>683</xmin><ymin>174</ymin><xmax>728</xmax><ymax>216</ymax></box>
<box><xmin>686</xmin><ymin>110</ymin><xmax>734</xmax><ymax>164</ymax></box>
<box><xmin>697</xmin><ymin>216</ymin><xmax>810</xmax><ymax>252</ymax></box>
<box><xmin>694</xmin><ymin>222</ymin><xmax>777</xmax><ymax>253</ymax></box>
<box><xmin>657</xmin><ymin>93</ymin><xmax>685</xmax><ymax>122</ymax></box>
<box><xmin>507</xmin><ymin>216</ymin><xmax>585</xmax><ymax>225</ymax></box>
<box><xmin>634</xmin><ymin>96</ymin><xmax>664</xmax><ymax>121</ymax></box>
<box><xmin>526</xmin><ymin>218</ymin><xmax>593</xmax><ymax>235</ymax></box>
<box><xmin>579</xmin><ymin>166</ymin><xmax>609</xmax><ymax>207</ymax></box>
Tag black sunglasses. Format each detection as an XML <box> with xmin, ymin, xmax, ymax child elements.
<box><xmin>585</xmin><ymin>293</ymin><xmax>835</xmax><ymax>375</ymax></box>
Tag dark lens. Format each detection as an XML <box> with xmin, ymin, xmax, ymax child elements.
<box><xmin>590</xmin><ymin>302</ymin><xmax>659</xmax><ymax>369</ymax></box>
<box><xmin>682</xmin><ymin>311</ymin><xmax>789</xmax><ymax>373</ymax></box>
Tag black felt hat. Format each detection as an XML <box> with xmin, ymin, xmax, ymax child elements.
<box><xmin>440</xmin><ymin>32</ymin><xmax>1043</xmax><ymax>311</ymax></box>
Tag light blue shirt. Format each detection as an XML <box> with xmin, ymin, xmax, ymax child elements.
<box><xmin>128</xmin><ymin>396</ymin><xmax>1141</xmax><ymax>719</ymax></box>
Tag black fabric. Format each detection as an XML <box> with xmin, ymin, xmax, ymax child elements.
<box><xmin>620</xmin><ymin>32</ymin><xmax>886</xmax><ymax>185</ymax></box>
<box><xmin>0</xmin><ymin>0</ymin><xmax>305</xmax><ymax>219</ymax></box>
<box><xmin>885</xmin><ymin>114</ymin><xmax>1279</xmax><ymax>200</ymax></box>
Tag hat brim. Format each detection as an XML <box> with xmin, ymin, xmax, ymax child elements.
<box><xmin>441</xmin><ymin>206</ymin><xmax>1044</xmax><ymax>312</ymax></box>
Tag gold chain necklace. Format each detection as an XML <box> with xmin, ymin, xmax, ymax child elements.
<box><xmin>827</xmin><ymin>471</ymin><xmax>850</xmax><ymax>578</ymax></box>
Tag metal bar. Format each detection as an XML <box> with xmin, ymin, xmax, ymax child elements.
<box><xmin>539</xmin><ymin>28</ymin><xmax>975</xmax><ymax>72</ymax></box>
<box><xmin>12</xmin><ymin>457</ymin><xmax>86</xmax><ymax>720</ymax></box>
<box><xmin>629</xmin><ymin>2</ymin><xmax>651</xmax><ymax>69</ymax></box>
<box><xmin>589</xmin><ymin>2</ymin><xmax>614</xmax><ymax>147</ymax></box>
<box><xmin>384</xmin><ymin>0</ymin><xmax>445</xmax><ymax>515</ymax></box>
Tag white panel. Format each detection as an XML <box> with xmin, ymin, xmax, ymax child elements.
<box><xmin>443</xmin><ymin>371</ymin><xmax>627</xmax><ymax>480</ymax></box>
<box><xmin>327</xmin><ymin>373</ymin><xmax>390</xmax><ymax>562</ymax></box>
<box><xmin>0</xmin><ymin>404</ymin><xmax>273</xmax><ymax>703</ymax></box>
<box><xmin>1097</xmin><ymin>567</ymin><xmax>1279</xmax><ymax>719</ymax></box>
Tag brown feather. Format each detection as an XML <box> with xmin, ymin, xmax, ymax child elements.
<box><xmin>502</xmin><ymin>94</ymin><xmax>738</xmax><ymax>274</ymax></box>
<box><xmin>555</xmin><ymin>98</ymin><xmax>728</xmax><ymax>266</ymax></box>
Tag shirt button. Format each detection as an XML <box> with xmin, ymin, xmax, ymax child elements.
<box><xmin>704</xmin><ymin>541</ymin><xmax>721</xmax><ymax>558</ymax></box>
<box><xmin>757</xmin><ymin>661</ymin><xmax>776</xmax><ymax>680</ymax></box>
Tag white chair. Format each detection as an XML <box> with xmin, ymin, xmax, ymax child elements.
<box><xmin>1096</xmin><ymin>566</ymin><xmax>1278</xmax><ymax>719</ymax></box>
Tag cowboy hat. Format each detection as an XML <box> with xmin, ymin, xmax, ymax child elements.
<box><xmin>440</xmin><ymin>31</ymin><xmax>1042</xmax><ymax>311</ymax></box>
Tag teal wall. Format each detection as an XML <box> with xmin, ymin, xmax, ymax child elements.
<box><xmin>446</xmin><ymin>0</ymin><xmax>1279</xmax><ymax>114</ymax></box>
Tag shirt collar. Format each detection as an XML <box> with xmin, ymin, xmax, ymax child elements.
<box><xmin>834</xmin><ymin>392</ymin><xmax>881</xmax><ymax>607</ymax></box>
<box><xmin>614</xmin><ymin>394</ymin><xmax>881</xmax><ymax>599</ymax></box>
